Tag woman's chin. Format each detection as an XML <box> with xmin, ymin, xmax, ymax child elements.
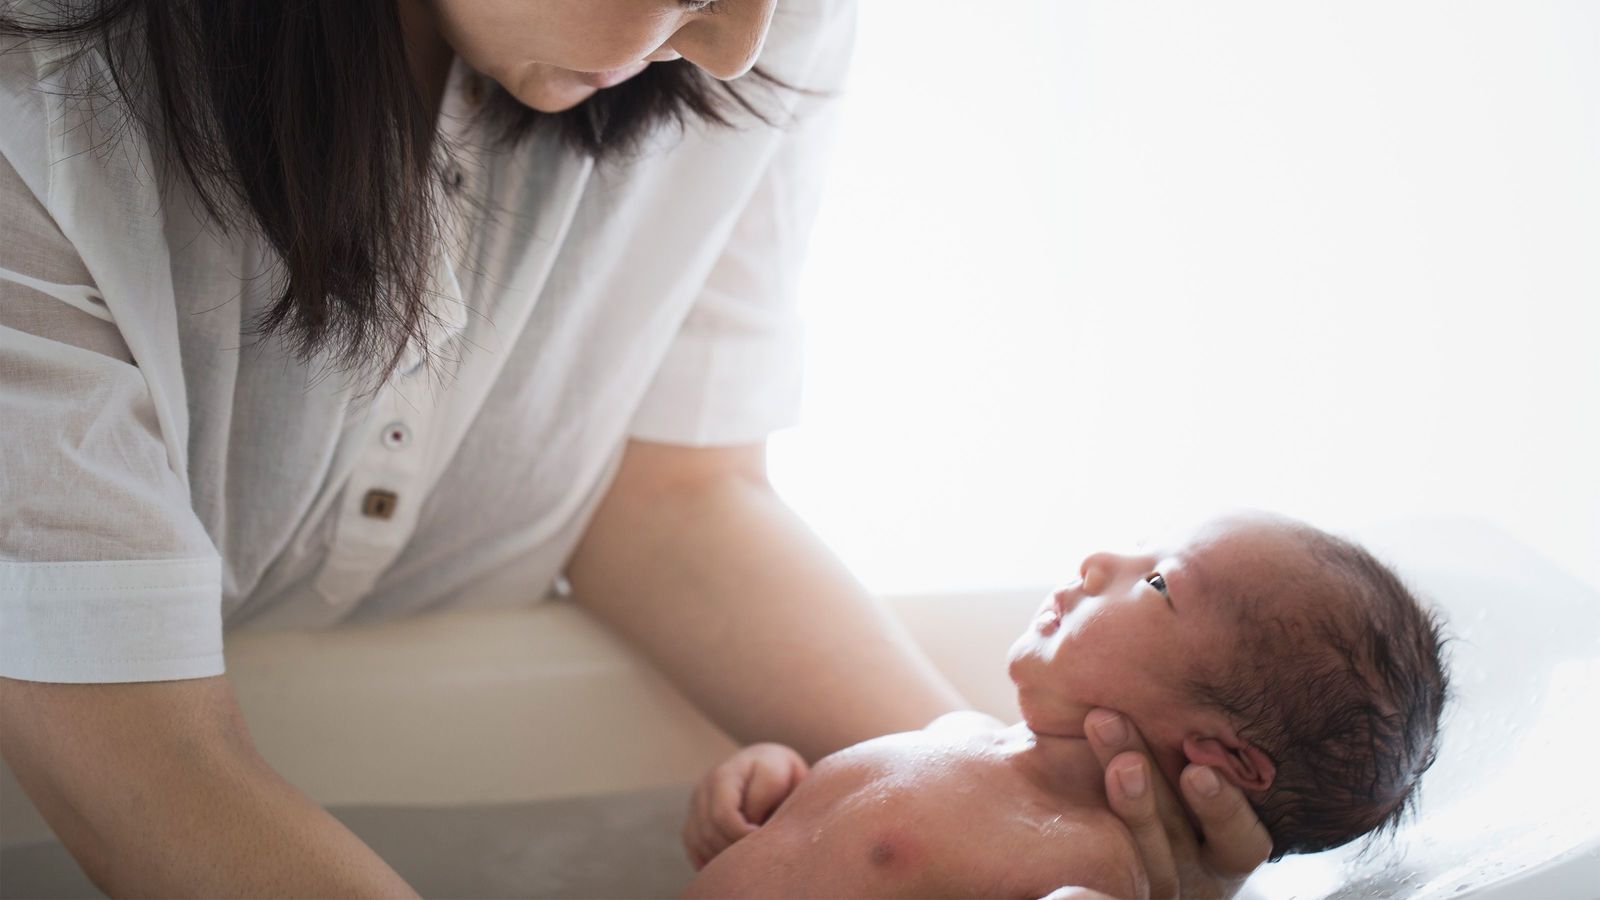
<box><xmin>503</xmin><ymin>66</ymin><xmax>599</xmax><ymax>112</ymax></box>
<box><xmin>515</xmin><ymin>85</ymin><xmax>596</xmax><ymax>113</ymax></box>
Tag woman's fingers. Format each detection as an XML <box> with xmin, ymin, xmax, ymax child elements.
<box><xmin>1180</xmin><ymin>765</ymin><xmax>1274</xmax><ymax>878</ymax></box>
<box><xmin>1085</xmin><ymin>709</ymin><xmax>1204</xmax><ymax>900</ymax></box>
<box><xmin>1084</xmin><ymin>710</ymin><xmax>1194</xmax><ymax>851</ymax></box>
<box><xmin>1083</xmin><ymin>708</ymin><xmax>1275</xmax><ymax>898</ymax></box>
<box><xmin>1102</xmin><ymin>752</ymin><xmax>1180</xmax><ymax>899</ymax></box>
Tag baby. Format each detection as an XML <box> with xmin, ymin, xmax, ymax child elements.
<box><xmin>681</xmin><ymin>512</ymin><xmax>1449</xmax><ymax>899</ymax></box>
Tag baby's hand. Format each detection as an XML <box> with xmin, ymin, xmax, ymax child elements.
<box><xmin>682</xmin><ymin>742</ymin><xmax>809</xmax><ymax>870</ymax></box>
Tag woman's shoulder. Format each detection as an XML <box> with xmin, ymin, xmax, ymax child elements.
<box><xmin>1</xmin><ymin>22</ymin><xmax>160</xmax><ymax>211</ymax></box>
<box><xmin>1</xmin><ymin>20</ymin><xmax>206</xmax><ymax>372</ymax></box>
<box><xmin>1</xmin><ymin>30</ymin><xmax>52</xmax><ymax>177</ymax></box>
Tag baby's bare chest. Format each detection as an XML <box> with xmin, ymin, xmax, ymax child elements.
<box><xmin>753</xmin><ymin>741</ymin><xmax>1119</xmax><ymax>898</ymax></box>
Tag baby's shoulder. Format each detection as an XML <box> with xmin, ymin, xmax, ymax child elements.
<box><xmin>924</xmin><ymin>710</ymin><xmax>1010</xmax><ymax>735</ymax></box>
<box><xmin>807</xmin><ymin>726</ymin><xmax>972</xmax><ymax>779</ymax></box>
<box><xmin>821</xmin><ymin>714</ymin><xmax>1009</xmax><ymax>765</ymax></box>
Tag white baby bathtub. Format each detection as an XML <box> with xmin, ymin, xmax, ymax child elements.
<box><xmin>2</xmin><ymin>517</ymin><xmax>1597</xmax><ymax>898</ymax></box>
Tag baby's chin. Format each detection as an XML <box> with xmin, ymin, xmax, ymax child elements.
<box><xmin>1014</xmin><ymin>690</ymin><xmax>1094</xmax><ymax>740</ymax></box>
<box><xmin>1005</xmin><ymin>621</ymin><xmax>1056</xmax><ymax>673</ymax></box>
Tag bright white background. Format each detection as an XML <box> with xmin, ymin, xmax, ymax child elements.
<box><xmin>768</xmin><ymin>0</ymin><xmax>1600</xmax><ymax>596</ymax></box>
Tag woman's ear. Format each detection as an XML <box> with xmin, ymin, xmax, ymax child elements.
<box><xmin>1182</xmin><ymin>734</ymin><xmax>1276</xmax><ymax>792</ymax></box>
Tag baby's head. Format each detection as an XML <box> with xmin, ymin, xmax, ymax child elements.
<box><xmin>1007</xmin><ymin>511</ymin><xmax>1448</xmax><ymax>859</ymax></box>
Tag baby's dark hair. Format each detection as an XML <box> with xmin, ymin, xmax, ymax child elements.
<box><xmin>1188</xmin><ymin>526</ymin><xmax>1449</xmax><ymax>860</ymax></box>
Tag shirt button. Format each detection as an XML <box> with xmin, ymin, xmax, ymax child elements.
<box><xmin>381</xmin><ymin>421</ymin><xmax>412</xmax><ymax>450</ymax></box>
<box><xmin>445</xmin><ymin>166</ymin><xmax>465</xmax><ymax>192</ymax></box>
<box><xmin>361</xmin><ymin>489</ymin><xmax>399</xmax><ymax>520</ymax></box>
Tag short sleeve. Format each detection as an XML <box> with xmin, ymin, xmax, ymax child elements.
<box><xmin>0</xmin><ymin>53</ymin><xmax>223</xmax><ymax>683</ymax></box>
<box><xmin>626</xmin><ymin>0</ymin><xmax>857</xmax><ymax>446</ymax></box>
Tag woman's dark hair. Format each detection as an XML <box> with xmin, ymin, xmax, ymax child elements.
<box><xmin>1</xmin><ymin>0</ymin><xmax>790</xmax><ymax>389</ymax></box>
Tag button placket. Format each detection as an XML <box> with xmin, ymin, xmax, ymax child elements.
<box><xmin>309</xmin><ymin>59</ymin><xmax>598</xmax><ymax>613</ymax></box>
<box><xmin>380</xmin><ymin>421</ymin><xmax>411</xmax><ymax>450</ymax></box>
<box><xmin>312</xmin><ymin>379</ymin><xmax>441</xmax><ymax>606</ymax></box>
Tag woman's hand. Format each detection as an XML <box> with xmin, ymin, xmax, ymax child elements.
<box><xmin>682</xmin><ymin>742</ymin><xmax>809</xmax><ymax>870</ymax></box>
<box><xmin>1084</xmin><ymin>708</ymin><xmax>1274</xmax><ymax>899</ymax></box>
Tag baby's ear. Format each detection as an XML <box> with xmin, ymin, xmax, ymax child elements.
<box><xmin>1182</xmin><ymin>734</ymin><xmax>1276</xmax><ymax>792</ymax></box>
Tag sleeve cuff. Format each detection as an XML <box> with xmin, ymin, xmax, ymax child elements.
<box><xmin>0</xmin><ymin>557</ymin><xmax>224</xmax><ymax>683</ymax></box>
<box><xmin>627</xmin><ymin>312</ymin><xmax>806</xmax><ymax>447</ymax></box>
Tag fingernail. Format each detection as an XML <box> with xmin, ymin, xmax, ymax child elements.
<box><xmin>1193</xmin><ymin>765</ymin><xmax>1221</xmax><ymax>797</ymax></box>
<box><xmin>1091</xmin><ymin>711</ymin><xmax>1128</xmax><ymax>746</ymax></box>
<box><xmin>1116</xmin><ymin>761</ymin><xmax>1147</xmax><ymax>799</ymax></box>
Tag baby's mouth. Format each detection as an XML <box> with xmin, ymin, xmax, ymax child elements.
<box><xmin>1035</xmin><ymin>580</ymin><xmax>1080</xmax><ymax>635</ymax></box>
<box><xmin>1035</xmin><ymin>604</ymin><xmax>1061</xmax><ymax>635</ymax></box>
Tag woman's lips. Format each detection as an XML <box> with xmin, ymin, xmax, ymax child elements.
<box><xmin>576</xmin><ymin>62</ymin><xmax>650</xmax><ymax>89</ymax></box>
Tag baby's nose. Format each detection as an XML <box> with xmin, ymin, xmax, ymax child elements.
<box><xmin>1079</xmin><ymin>557</ymin><xmax>1115</xmax><ymax>594</ymax></box>
<box><xmin>1053</xmin><ymin>579</ymin><xmax>1085</xmax><ymax>611</ymax></box>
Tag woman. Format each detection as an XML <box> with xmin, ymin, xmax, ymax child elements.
<box><xmin>0</xmin><ymin>0</ymin><xmax>1268</xmax><ymax>895</ymax></box>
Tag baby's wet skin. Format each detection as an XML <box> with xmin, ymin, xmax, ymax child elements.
<box><xmin>683</xmin><ymin>722</ymin><xmax>1143</xmax><ymax>899</ymax></box>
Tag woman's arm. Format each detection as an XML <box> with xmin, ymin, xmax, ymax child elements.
<box><xmin>0</xmin><ymin>676</ymin><xmax>419</xmax><ymax>898</ymax></box>
<box><xmin>564</xmin><ymin>438</ymin><xmax>967</xmax><ymax>761</ymax></box>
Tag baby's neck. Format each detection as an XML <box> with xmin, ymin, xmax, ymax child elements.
<box><xmin>996</xmin><ymin>721</ymin><xmax>1116</xmax><ymax>807</ymax></box>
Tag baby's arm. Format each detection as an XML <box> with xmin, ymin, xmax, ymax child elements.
<box><xmin>685</xmin><ymin>713</ymin><xmax>999</xmax><ymax>868</ymax></box>
<box><xmin>682</xmin><ymin>743</ymin><xmax>809</xmax><ymax>870</ymax></box>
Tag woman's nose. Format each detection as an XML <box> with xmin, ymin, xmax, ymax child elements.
<box><xmin>669</xmin><ymin>0</ymin><xmax>778</xmax><ymax>81</ymax></box>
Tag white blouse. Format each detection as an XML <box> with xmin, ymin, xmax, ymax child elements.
<box><xmin>0</xmin><ymin>0</ymin><xmax>855</xmax><ymax>683</ymax></box>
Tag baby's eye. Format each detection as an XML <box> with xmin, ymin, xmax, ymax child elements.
<box><xmin>1145</xmin><ymin>572</ymin><xmax>1169</xmax><ymax>596</ymax></box>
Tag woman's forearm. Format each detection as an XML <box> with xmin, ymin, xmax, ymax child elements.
<box><xmin>97</xmin><ymin>755</ymin><xmax>420</xmax><ymax>898</ymax></box>
<box><xmin>565</xmin><ymin>441</ymin><xmax>968</xmax><ymax>761</ymax></box>
<box><xmin>0</xmin><ymin>676</ymin><xmax>418</xmax><ymax>899</ymax></box>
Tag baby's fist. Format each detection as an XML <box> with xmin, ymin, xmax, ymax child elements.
<box><xmin>683</xmin><ymin>742</ymin><xmax>809</xmax><ymax>870</ymax></box>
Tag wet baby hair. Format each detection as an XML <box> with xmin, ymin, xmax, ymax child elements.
<box><xmin>1186</xmin><ymin>526</ymin><xmax>1450</xmax><ymax>860</ymax></box>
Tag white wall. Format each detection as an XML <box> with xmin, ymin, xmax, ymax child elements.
<box><xmin>768</xmin><ymin>1</ymin><xmax>1600</xmax><ymax>595</ymax></box>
